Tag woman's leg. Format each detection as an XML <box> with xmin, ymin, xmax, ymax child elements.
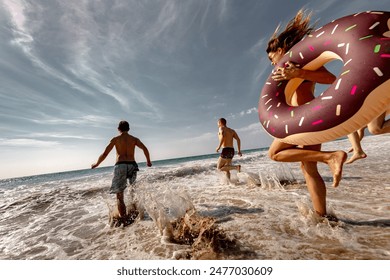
<box><xmin>268</xmin><ymin>140</ymin><xmax>347</xmax><ymax>187</ymax></box>
<box><xmin>301</xmin><ymin>160</ymin><xmax>327</xmax><ymax>216</ymax></box>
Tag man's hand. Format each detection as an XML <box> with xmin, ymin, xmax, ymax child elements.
<box><xmin>216</xmin><ymin>147</ymin><xmax>220</xmax><ymax>153</ymax></box>
<box><xmin>237</xmin><ymin>151</ymin><xmax>242</xmax><ymax>157</ymax></box>
<box><xmin>146</xmin><ymin>161</ymin><xmax>152</xmax><ymax>167</ymax></box>
<box><xmin>91</xmin><ymin>163</ymin><xmax>99</xmax><ymax>169</ymax></box>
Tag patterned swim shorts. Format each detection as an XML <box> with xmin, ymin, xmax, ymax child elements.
<box><xmin>220</xmin><ymin>147</ymin><xmax>235</xmax><ymax>159</ymax></box>
<box><xmin>110</xmin><ymin>161</ymin><xmax>139</xmax><ymax>194</ymax></box>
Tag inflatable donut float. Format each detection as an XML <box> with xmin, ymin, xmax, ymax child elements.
<box><xmin>258</xmin><ymin>11</ymin><xmax>390</xmax><ymax>145</ymax></box>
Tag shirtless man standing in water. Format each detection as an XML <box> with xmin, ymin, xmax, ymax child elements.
<box><xmin>216</xmin><ymin>118</ymin><xmax>242</xmax><ymax>180</ymax></box>
<box><xmin>92</xmin><ymin>120</ymin><xmax>152</xmax><ymax>223</ymax></box>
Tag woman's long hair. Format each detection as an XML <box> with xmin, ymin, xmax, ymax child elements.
<box><xmin>266</xmin><ymin>9</ymin><xmax>315</xmax><ymax>53</ymax></box>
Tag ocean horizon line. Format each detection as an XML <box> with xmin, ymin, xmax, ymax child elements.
<box><xmin>0</xmin><ymin>135</ymin><xmax>365</xmax><ymax>181</ymax></box>
<box><xmin>0</xmin><ymin>147</ymin><xmax>268</xmax><ymax>182</ymax></box>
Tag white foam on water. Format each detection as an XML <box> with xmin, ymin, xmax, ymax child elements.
<box><xmin>0</xmin><ymin>134</ymin><xmax>389</xmax><ymax>259</ymax></box>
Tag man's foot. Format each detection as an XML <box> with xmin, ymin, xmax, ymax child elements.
<box><xmin>346</xmin><ymin>152</ymin><xmax>367</xmax><ymax>164</ymax></box>
<box><xmin>322</xmin><ymin>214</ymin><xmax>339</xmax><ymax>223</ymax></box>
<box><xmin>110</xmin><ymin>211</ymin><xmax>139</xmax><ymax>227</ymax></box>
<box><xmin>328</xmin><ymin>151</ymin><xmax>347</xmax><ymax>187</ymax></box>
<box><xmin>237</xmin><ymin>165</ymin><xmax>241</xmax><ymax>173</ymax></box>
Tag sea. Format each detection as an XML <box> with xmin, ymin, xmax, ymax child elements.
<box><xmin>0</xmin><ymin>134</ymin><xmax>389</xmax><ymax>260</ymax></box>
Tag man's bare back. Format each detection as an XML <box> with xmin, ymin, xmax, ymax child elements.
<box><xmin>218</xmin><ymin>126</ymin><xmax>237</xmax><ymax>148</ymax></box>
<box><xmin>91</xmin><ymin>123</ymin><xmax>151</xmax><ymax>169</ymax></box>
<box><xmin>111</xmin><ymin>133</ymin><xmax>142</xmax><ymax>163</ymax></box>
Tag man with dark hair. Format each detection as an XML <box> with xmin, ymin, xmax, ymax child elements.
<box><xmin>216</xmin><ymin>118</ymin><xmax>242</xmax><ymax>181</ymax></box>
<box><xmin>118</xmin><ymin>120</ymin><xmax>130</xmax><ymax>132</ymax></box>
<box><xmin>92</xmin><ymin>120</ymin><xmax>152</xmax><ymax>223</ymax></box>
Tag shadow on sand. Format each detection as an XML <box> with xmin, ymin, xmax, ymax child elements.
<box><xmin>198</xmin><ymin>205</ymin><xmax>264</xmax><ymax>223</ymax></box>
<box><xmin>340</xmin><ymin>218</ymin><xmax>390</xmax><ymax>228</ymax></box>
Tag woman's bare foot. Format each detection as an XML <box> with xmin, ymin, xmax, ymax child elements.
<box><xmin>237</xmin><ymin>165</ymin><xmax>241</xmax><ymax>173</ymax></box>
<box><xmin>346</xmin><ymin>152</ymin><xmax>367</xmax><ymax>164</ymax></box>
<box><xmin>328</xmin><ymin>151</ymin><xmax>347</xmax><ymax>187</ymax></box>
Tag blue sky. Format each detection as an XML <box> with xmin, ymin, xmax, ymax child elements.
<box><xmin>0</xmin><ymin>0</ymin><xmax>388</xmax><ymax>179</ymax></box>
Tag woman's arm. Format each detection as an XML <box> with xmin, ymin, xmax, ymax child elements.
<box><xmin>272</xmin><ymin>62</ymin><xmax>336</xmax><ymax>84</ymax></box>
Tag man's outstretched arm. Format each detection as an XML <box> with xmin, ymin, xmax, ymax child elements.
<box><xmin>136</xmin><ymin>139</ymin><xmax>152</xmax><ymax>167</ymax></box>
<box><xmin>91</xmin><ymin>140</ymin><xmax>115</xmax><ymax>169</ymax></box>
<box><xmin>234</xmin><ymin>132</ymin><xmax>242</xmax><ymax>156</ymax></box>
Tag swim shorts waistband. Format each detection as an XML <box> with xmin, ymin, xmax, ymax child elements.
<box><xmin>115</xmin><ymin>161</ymin><xmax>139</xmax><ymax>170</ymax></box>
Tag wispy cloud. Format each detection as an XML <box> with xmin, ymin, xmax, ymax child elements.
<box><xmin>240</xmin><ymin>107</ymin><xmax>258</xmax><ymax>117</ymax></box>
<box><xmin>30</xmin><ymin>114</ymin><xmax>116</xmax><ymax>127</ymax></box>
<box><xmin>237</xmin><ymin>122</ymin><xmax>262</xmax><ymax>133</ymax></box>
<box><xmin>228</xmin><ymin>107</ymin><xmax>258</xmax><ymax>119</ymax></box>
<box><xmin>0</xmin><ymin>138</ymin><xmax>59</xmax><ymax>148</ymax></box>
<box><xmin>181</xmin><ymin>132</ymin><xmax>215</xmax><ymax>143</ymax></box>
<box><xmin>27</xmin><ymin>133</ymin><xmax>101</xmax><ymax>141</ymax></box>
<box><xmin>217</xmin><ymin>0</ymin><xmax>229</xmax><ymax>23</ymax></box>
<box><xmin>2</xmin><ymin>0</ymin><xmax>162</xmax><ymax>117</ymax></box>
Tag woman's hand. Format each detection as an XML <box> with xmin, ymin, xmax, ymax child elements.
<box><xmin>271</xmin><ymin>61</ymin><xmax>302</xmax><ymax>81</ymax></box>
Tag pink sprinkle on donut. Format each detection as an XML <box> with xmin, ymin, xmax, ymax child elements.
<box><xmin>312</xmin><ymin>120</ymin><xmax>323</xmax><ymax>125</ymax></box>
<box><xmin>312</xmin><ymin>105</ymin><xmax>322</xmax><ymax>111</ymax></box>
<box><xmin>350</xmin><ymin>85</ymin><xmax>357</xmax><ymax>95</ymax></box>
<box><xmin>309</xmin><ymin>46</ymin><xmax>315</xmax><ymax>51</ymax></box>
<box><xmin>324</xmin><ymin>40</ymin><xmax>332</xmax><ymax>45</ymax></box>
<box><xmin>380</xmin><ymin>54</ymin><xmax>390</xmax><ymax>58</ymax></box>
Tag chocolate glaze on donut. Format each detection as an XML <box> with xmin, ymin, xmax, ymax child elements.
<box><xmin>258</xmin><ymin>11</ymin><xmax>390</xmax><ymax>145</ymax></box>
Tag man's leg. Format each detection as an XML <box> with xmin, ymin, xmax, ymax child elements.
<box><xmin>346</xmin><ymin>131</ymin><xmax>367</xmax><ymax>164</ymax></box>
<box><xmin>116</xmin><ymin>192</ymin><xmax>127</xmax><ymax>218</ymax></box>
<box><xmin>218</xmin><ymin>158</ymin><xmax>240</xmax><ymax>172</ymax></box>
<box><xmin>367</xmin><ymin>112</ymin><xmax>390</xmax><ymax>135</ymax></box>
<box><xmin>217</xmin><ymin>157</ymin><xmax>228</xmax><ymax>179</ymax></box>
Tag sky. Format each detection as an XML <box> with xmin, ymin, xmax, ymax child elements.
<box><xmin>0</xmin><ymin>0</ymin><xmax>388</xmax><ymax>179</ymax></box>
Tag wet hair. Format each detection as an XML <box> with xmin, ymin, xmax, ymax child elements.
<box><xmin>266</xmin><ymin>9</ymin><xmax>314</xmax><ymax>54</ymax></box>
<box><xmin>219</xmin><ymin>118</ymin><xmax>227</xmax><ymax>126</ymax></box>
<box><xmin>118</xmin><ymin>120</ymin><xmax>130</xmax><ymax>132</ymax></box>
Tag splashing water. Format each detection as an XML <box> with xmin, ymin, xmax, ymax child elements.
<box><xmin>1</xmin><ymin>135</ymin><xmax>389</xmax><ymax>259</ymax></box>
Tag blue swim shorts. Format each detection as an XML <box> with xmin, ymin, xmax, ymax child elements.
<box><xmin>110</xmin><ymin>161</ymin><xmax>139</xmax><ymax>194</ymax></box>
